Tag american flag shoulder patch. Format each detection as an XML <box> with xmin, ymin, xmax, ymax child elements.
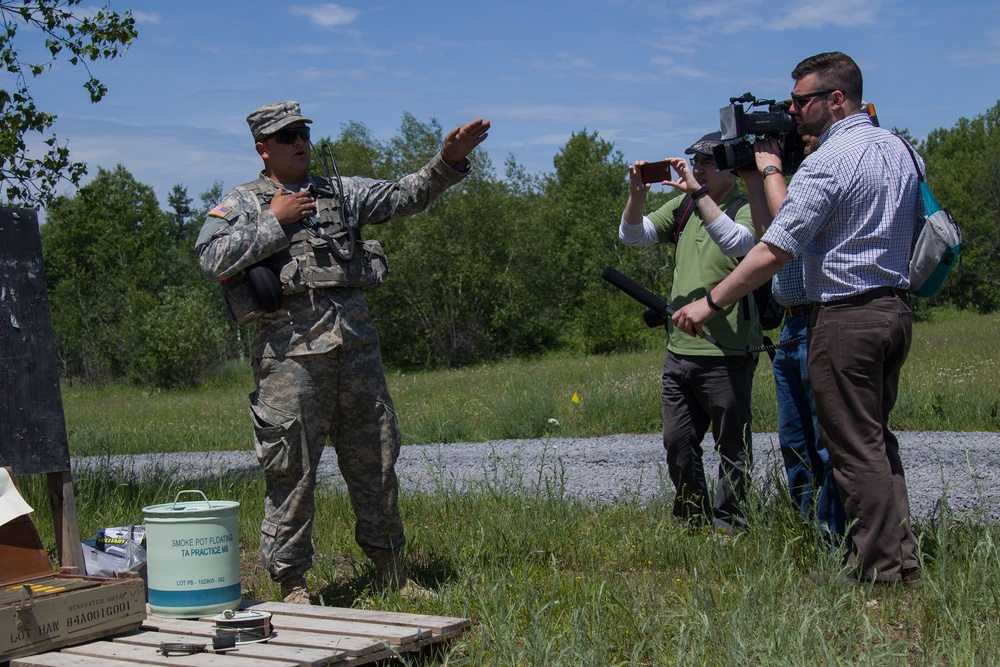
<box><xmin>209</xmin><ymin>204</ymin><xmax>233</xmax><ymax>218</ymax></box>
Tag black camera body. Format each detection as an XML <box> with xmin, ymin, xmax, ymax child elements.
<box><xmin>714</xmin><ymin>93</ymin><xmax>806</xmax><ymax>175</ymax></box>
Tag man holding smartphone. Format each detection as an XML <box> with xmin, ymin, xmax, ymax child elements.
<box><xmin>618</xmin><ymin>132</ymin><xmax>763</xmax><ymax>532</ymax></box>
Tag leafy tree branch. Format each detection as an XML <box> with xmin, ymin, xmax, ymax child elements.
<box><xmin>0</xmin><ymin>0</ymin><xmax>136</xmax><ymax>208</ymax></box>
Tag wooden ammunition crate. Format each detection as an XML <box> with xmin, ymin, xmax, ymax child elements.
<box><xmin>1</xmin><ymin>498</ymin><xmax>146</xmax><ymax>663</ymax></box>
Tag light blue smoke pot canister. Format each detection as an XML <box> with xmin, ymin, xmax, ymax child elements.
<box><xmin>142</xmin><ymin>490</ymin><xmax>241</xmax><ymax>618</ymax></box>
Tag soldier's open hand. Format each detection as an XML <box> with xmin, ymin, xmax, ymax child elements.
<box><xmin>442</xmin><ymin>118</ymin><xmax>491</xmax><ymax>167</ymax></box>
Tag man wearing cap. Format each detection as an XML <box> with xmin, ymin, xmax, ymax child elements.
<box><xmin>196</xmin><ymin>102</ymin><xmax>489</xmax><ymax>603</ymax></box>
<box><xmin>618</xmin><ymin>132</ymin><xmax>763</xmax><ymax>531</ymax></box>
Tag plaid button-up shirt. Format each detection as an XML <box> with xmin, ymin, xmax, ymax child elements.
<box><xmin>762</xmin><ymin>113</ymin><xmax>923</xmax><ymax>303</ymax></box>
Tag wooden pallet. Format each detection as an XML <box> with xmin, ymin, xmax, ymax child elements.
<box><xmin>10</xmin><ymin>599</ymin><xmax>472</xmax><ymax>666</ymax></box>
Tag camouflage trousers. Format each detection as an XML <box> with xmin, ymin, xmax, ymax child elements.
<box><xmin>249</xmin><ymin>343</ymin><xmax>405</xmax><ymax>582</ymax></box>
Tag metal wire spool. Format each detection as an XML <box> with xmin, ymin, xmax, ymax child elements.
<box><xmin>210</xmin><ymin>609</ymin><xmax>273</xmax><ymax>644</ymax></box>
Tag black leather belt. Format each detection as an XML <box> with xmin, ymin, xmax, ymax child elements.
<box><xmin>820</xmin><ymin>287</ymin><xmax>908</xmax><ymax>307</ymax></box>
<box><xmin>785</xmin><ymin>303</ymin><xmax>813</xmax><ymax>318</ymax></box>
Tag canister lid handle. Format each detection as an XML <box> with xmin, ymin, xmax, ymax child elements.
<box><xmin>171</xmin><ymin>489</ymin><xmax>213</xmax><ymax>509</ymax></box>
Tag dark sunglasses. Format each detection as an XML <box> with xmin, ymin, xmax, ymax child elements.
<box><xmin>271</xmin><ymin>126</ymin><xmax>311</xmax><ymax>144</ymax></box>
<box><xmin>790</xmin><ymin>89</ymin><xmax>835</xmax><ymax>108</ymax></box>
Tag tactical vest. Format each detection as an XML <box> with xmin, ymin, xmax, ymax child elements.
<box><xmin>240</xmin><ymin>176</ymin><xmax>387</xmax><ymax>294</ymax></box>
<box><xmin>220</xmin><ymin>176</ymin><xmax>388</xmax><ymax>325</ymax></box>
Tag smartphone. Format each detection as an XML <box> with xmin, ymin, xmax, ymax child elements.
<box><xmin>639</xmin><ymin>160</ymin><xmax>671</xmax><ymax>184</ymax></box>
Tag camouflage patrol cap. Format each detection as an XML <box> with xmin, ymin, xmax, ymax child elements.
<box><xmin>247</xmin><ymin>101</ymin><xmax>313</xmax><ymax>140</ymax></box>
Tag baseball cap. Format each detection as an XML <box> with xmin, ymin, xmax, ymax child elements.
<box><xmin>246</xmin><ymin>101</ymin><xmax>313</xmax><ymax>140</ymax></box>
<box><xmin>684</xmin><ymin>131</ymin><xmax>724</xmax><ymax>157</ymax></box>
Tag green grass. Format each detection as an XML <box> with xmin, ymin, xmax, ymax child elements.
<box><xmin>17</xmin><ymin>453</ymin><xmax>1000</xmax><ymax>665</ymax></box>
<box><xmin>61</xmin><ymin>307</ymin><xmax>1000</xmax><ymax>457</ymax></box>
<box><xmin>19</xmin><ymin>306</ymin><xmax>1000</xmax><ymax>664</ymax></box>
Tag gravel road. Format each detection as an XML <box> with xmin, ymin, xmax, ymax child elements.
<box><xmin>75</xmin><ymin>431</ymin><xmax>1000</xmax><ymax>521</ymax></box>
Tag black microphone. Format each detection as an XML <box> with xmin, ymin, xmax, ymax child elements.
<box><xmin>601</xmin><ymin>266</ymin><xmax>672</xmax><ymax>313</ymax></box>
<box><xmin>601</xmin><ymin>266</ymin><xmax>719</xmax><ymax>347</ymax></box>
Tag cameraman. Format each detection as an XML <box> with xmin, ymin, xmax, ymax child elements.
<box><xmin>619</xmin><ymin>132</ymin><xmax>763</xmax><ymax>532</ymax></box>
<box><xmin>752</xmin><ymin>135</ymin><xmax>845</xmax><ymax>540</ymax></box>
<box><xmin>673</xmin><ymin>52</ymin><xmax>922</xmax><ymax>586</ymax></box>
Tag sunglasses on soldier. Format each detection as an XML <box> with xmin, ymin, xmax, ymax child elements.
<box><xmin>270</xmin><ymin>126</ymin><xmax>311</xmax><ymax>144</ymax></box>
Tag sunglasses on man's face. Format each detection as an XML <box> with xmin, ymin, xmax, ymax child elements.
<box><xmin>271</xmin><ymin>126</ymin><xmax>311</xmax><ymax>144</ymax></box>
<box><xmin>789</xmin><ymin>89</ymin><xmax>835</xmax><ymax>109</ymax></box>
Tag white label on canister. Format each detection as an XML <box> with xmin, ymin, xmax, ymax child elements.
<box><xmin>147</xmin><ymin>522</ymin><xmax>238</xmax><ymax>590</ymax></box>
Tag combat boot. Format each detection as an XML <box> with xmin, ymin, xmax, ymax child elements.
<box><xmin>279</xmin><ymin>575</ymin><xmax>310</xmax><ymax>604</ymax></box>
<box><xmin>372</xmin><ymin>554</ymin><xmax>436</xmax><ymax>601</ymax></box>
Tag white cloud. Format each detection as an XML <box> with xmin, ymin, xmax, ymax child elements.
<box><xmin>286</xmin><ymin>44</ymin><xmax>333</xmax><ymax>56</ymax></box>
<box><xmin>26</xmin><ymin>114</ymin><xmax>258</xmax><ymax>208</ymax></box>
<box><xmin>527</xmin><ymin>49</ymin><xmax>712</xmax><ymax>89</ymax></box>
<box><xmin>685</xmin><ymin>0</ymin><xmax>884</xmax><ymax>33</ymax></box>
<box><xmin>484</xmin><ymin>100</ymin><xmax>673</xmax><ymax>131</ymax></box>
<box><xmin>949</xmin><ymin>29</ymin><xmax>1000</xmax><ymax>66</ymax></box>
<box><xmin>130</xmin><ymin>11</ymin><xmax>161</xmax><ymax>25</ymax></box>
<box><xmin>765</xmin><ymin>0</ymin><xmax>881</xmax><ymax>30</ymax></box>
<box><xmin>295</xmin><ymin>64</ymin><xmax>385</xmax><ymax>83</ymax></box>
<box><xmin>647</xmin><ymin>56</ymin><xmax>714</xmax><ymax>81</ymax></box>
<box><xmin>531</xmin><ymin>51</ymin><xmax>600</xmax><ymax>76</ymax></box>
<box><xmin>289</xmin><ymin>4</ymin><xmax>359</xmax><ymax>29</ymax></box>
<box><xmin>685</xmin><ymin>0</ymin><xmax>742</xmax><ymax>23</ymax></box>
<box><xmin>505</xmin><ymin>132</ymin><xmax>572</xmax><ymax>149</ymax></box>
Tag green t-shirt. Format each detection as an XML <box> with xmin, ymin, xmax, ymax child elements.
<box><xmin>647</xmin><ymin>187</ymin><xmax>763</xmax><ymax>356</ymax></box>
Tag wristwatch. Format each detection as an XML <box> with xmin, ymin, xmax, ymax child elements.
<box><xmin>762</xmin><ymin>165</ymin><xmax>783</xmax><ymax>179</ymax></box>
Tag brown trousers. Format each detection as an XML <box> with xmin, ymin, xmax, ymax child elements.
<box><xmin>808</xmin><ymin>288</ymin><xmax>918</xmax><ymax>581</ymax></box>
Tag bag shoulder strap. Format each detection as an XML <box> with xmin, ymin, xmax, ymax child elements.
<box><xmin>725</xmin><ymin>193</ymin><xmax>749</xmax><ymax>218</ymax></box>
<box><xmin>672</xmin><ymin>192</ymin><xmax>748</xmax><ymax>246</ymax></box>
<box><xmin>233</xmin><ymin>184</ymin><xmax>264</xmax><ymax>217</ymax></box>
<box><xmin>672</xmin><ymin>194</ymin><xmax>696</xmax><ymax>246</ymax></box>
<box><xmin>896</xmin><ymin>135</ymin><xmax>926</xmax><ymax>183</ymax></box>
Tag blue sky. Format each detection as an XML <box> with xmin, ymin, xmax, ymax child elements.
<box><xmin>18</xmin><ymin>0</ymin><xmax>1000</xmax><ymax>211</ymax></box>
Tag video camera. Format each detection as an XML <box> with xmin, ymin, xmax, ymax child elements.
<box><xmin>713</xmin><ymin>93</ymin><xmax>807</xmax><ymax>175</ymax></box>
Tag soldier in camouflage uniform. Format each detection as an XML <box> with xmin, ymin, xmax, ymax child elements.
<box><xmin>196</xmin><ymin>101</ymin><xmax>489</xmax><ymax>603</ymax></box>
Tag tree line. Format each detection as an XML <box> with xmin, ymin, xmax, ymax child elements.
<box><xmin>36</xmin><ymin>104</ymin><xmax>1000</xmax><ymax>387</ymax></box>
